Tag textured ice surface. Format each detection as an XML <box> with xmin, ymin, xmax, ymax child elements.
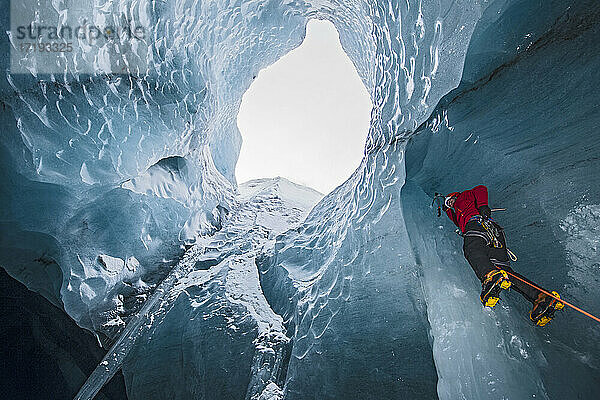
<box><xmin>1</xmin><ymin>0</ymin><xmax>599</xmax><ymax>399</ymax></box>
<box><xmin>561</xmin><ymin>205</ymin><xmax>600</xmax><ymax>304</ymax></box>
<box><xmin>75</xmin><ymin>177</ymin><xmax>322</xmax><ymax>400</ymax></box>
<box><xmin>402</xmin><ymin>182</ymin><xmax>549</xmax><ymax>399</ymax></box>
<box><xmin>1</xmin><ymin>0</ymin><xmax>484</xmax><ymax>335</ymax></box>
<box><xmin>405</xmin><ymin>0</ymin><xmax>600</xmax><ymax>397</ymax></box>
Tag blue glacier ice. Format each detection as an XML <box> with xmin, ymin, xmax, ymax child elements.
<box><xmin>0</xmin><ymin>0</ymin><xmax>599</xmax><ymax>399</ymax></box>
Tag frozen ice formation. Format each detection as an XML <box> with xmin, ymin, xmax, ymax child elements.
<box><xmin>74</xmin><ymin>177</ymin><xmax>321</xmax><ymax>399</ymax></box>
<box><xmin>1</xmin><ymin>0</ymin><xmax>599</xmax><ymax>399</ymax></box>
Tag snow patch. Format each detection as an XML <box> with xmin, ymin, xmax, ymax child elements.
<box><xmin>97</xmin><ymin>254</ymin><xmax>125</xmax><ymax>275</ymax></box>
<box><xmin>255</xmin><ymin>382</ymin><xmax>284</xmax><ymax>400</ymax></box>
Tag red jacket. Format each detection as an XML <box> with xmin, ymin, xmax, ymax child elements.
<box><xmin>445</xmin><ymin>185</ymin><xmax>489</xmax><ymax>233</ymax></box>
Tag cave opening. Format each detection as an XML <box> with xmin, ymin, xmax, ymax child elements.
<box><xmin>235</xmin><ymin>19</ymin><xmax>372</xmax><ymax>195</ymax></box>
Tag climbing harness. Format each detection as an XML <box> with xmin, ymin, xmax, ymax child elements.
<box><xmin>493</xmin><ymin>265</ymin><xmax>600</xmax><ymax>324</ymax></box>
<box><xmin>464</xmin><ymin>215</ymin><xmax>519</xmax><ymax>260</ymax></box>
<box><xmin>465</xmin><ymin>215</ymin><xmax>503</xmax><ymax>248</ymax></box>
<box><xmin>481</xmin><ymin>218</ymin><xmax>502</xmax><ymax>248</ymax></box>
<box><xmin>462</xmin><ymin>216</ymin><xmax>502</xmax><ymax>246</ymax></box>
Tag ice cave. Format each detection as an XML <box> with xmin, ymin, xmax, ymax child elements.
<box><xmin>1</xmin><ymin>0</ymin><xmax>599</xmax><ymax>399</ymax></box>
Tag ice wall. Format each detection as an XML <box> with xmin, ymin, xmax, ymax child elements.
<box><xmin>404</xmin><ymin>0</ymin><xmax>600</xmax><ymax>398</ymax></box>
<box><xmin>253</xmin><ymin>0</ymin><xmax>491</xmax><ymax>397</ymax></box>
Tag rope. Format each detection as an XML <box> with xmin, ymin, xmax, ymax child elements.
<box><xmin>494</xmin><ymin>266</ymin><xmax>600</xmax><ymax>323</ymax></box>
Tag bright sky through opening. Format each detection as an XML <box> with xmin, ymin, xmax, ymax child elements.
<box><xmin>236</xmin><ymin>19</ymin><xmax>372</xmax><ymax>195</ymax></box>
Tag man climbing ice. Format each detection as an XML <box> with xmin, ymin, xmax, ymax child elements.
<box><xmin>443</xmin><ymin>185</ymin><xmax>563</xmax><ymax>326</ymax></box>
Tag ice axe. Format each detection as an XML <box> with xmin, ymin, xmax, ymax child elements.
<box><xmin>431</xmin><ymin>193</ymin><xmax>444</xmax><ymax>217</ymax></box>
<box><xmin>432</xmin><ymin>192</ymin><xmax>505</xmax><ymax>217</ymax></box>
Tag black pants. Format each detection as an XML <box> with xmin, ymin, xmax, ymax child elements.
<box><xmin>462</xmin><ymin>220</ymin><xmax>540</xmax><ymax>304</ymax></box>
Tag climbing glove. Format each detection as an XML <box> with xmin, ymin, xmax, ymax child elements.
<box><xmin>478</xmin><ymin>205</ymin><xmax>492</xmax><ymax>219</ymax></box>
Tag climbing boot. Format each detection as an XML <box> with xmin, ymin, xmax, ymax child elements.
<box><xmin>530</xmin><ymin>291</ymin><xmax>564</xmax><ymax>326</ymax></box>
<box><xmin>480</xmin><ymin>270</ymin><xmax>511</xmax><ymax>308</ymax></box>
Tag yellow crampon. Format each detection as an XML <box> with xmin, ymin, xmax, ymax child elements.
<box><xmin>481</xmin><ymin>270</ymin><xmax>512</xmax><ymax>307</ymax></box>
<box><xmin>531</xmin><ymin>291</ymin><xmax>564</xmax><ymax>326</ymax></box>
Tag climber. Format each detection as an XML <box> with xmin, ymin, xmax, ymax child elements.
<box><xmin>443</xmin><ymin>185</ymin><xmax>563</xmax><ymax>326</ymax></box>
